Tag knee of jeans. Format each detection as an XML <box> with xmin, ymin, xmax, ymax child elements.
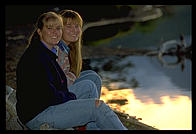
<box><xmin>87</xmin><ymin>70</ymin><xmax>96</xmax><ymax>74</ymax></box>
<box><xmin>95</xmin><ymin>100</ymin><xmax>112</xmax><ymax>114</ymax></box>
<box><xmin>86</xmin><ymin>74</ymin><xmax>102</xmax><ymax>85</ymax></box>
<box><xmin>90</xmin><ymin>72</ymin><xmax>101</xmax><ymax>79</ymax></box>
<box><xmin>80</xmin><ymin>80</ymin><xmax>95</xmax><ymax>87</ymax></box>
<box><xmin>80</xmin><ymin>70</ymin><xmax>96</xmax><ymax>76</ymax></box>
<box><xmin>82</xmin><ymin>80</ymin><xmax>97</xmax><ymax>92</ymax></box>
<box><xmin>87</xmin><ymin>80</ymin><xmax>97</xmax><ymax>89</ymax></box>
<box><xmin>95</xmin><ymin>99</ymin><xmax>104</xmax><ymax>108</ymax></box>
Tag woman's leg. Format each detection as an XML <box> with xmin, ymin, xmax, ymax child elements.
<box><xmin>68</xmin><ymin>79</ymin><xmax>99</xmax><ymax>99</ymax></box>
<box><xmin>26</xmin><ymin>99</ymin><xmax>127</xmax><ymax>130</ymax></box>
<box><xmin>68</xmin><ymin>79</ymin><xmax>100</xmax><ymax>130</ymax></box>
<box><xmin>74</xmin><ymin>70</ymin><xmax>102</xmax><ymax>98</ymax></box>
<box><xmin>73</xmin><ymin>70</ymin><xmax>102</xmax><ymax>129</ymax></box>
<box><xmin>79</xmin><ymin>70</ymin><xmax>96</xmax><ymax>76</ymax></box>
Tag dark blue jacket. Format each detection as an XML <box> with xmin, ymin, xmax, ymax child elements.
<box><xmin>16</xmin><ymin>40</ymin><xmax>76</xmax><ymax>124</ymax></box>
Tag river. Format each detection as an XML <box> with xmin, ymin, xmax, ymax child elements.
<box><xmin>86</xmin><ymin>5</ymin><xmax>192</xmax><ymax>130</ymax></box>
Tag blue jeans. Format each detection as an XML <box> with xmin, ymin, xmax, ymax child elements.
<box><xmin>26</xmin><ymin>70</ymin><xmax>127</xmax><ymax>130</ymax></box>
<box><xmin>26</xmin><ymin>99</ymin><xmax>127</xmax><ymax>130</ymax></box>
<box><xmin>73</xmin><ymin>70</ymin><xmax>102</xmax><ymax>98</ymax></box>
<box><xmin>68</xmin><ymin>70</ymin><xmax>102</xmax><ymax>129</ymax></box>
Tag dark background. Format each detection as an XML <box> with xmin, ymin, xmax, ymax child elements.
<box><xmin>5</xmin><ymin>5</ymin><xmax>132</xmax><ymax>27</ymax></box>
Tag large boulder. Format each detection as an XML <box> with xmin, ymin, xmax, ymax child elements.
<box><xmin>6</xmin><ymin>85</ymin><xmax>24</xmax><ymax>130</ymax></box>
<box><xmin>6</xmin><ymin>85</ymin><xmax>74</xmax><ymax>130</ymax></box>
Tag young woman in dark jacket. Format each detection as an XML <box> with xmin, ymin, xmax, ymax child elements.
<box><xmin>16</xmin><ymin>11</ymin><xmax>127</xmax><ymax>130</ymax></box>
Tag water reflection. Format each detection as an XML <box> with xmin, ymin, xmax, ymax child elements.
<box><xmin>100</xmin><ymin>86</ymin><xmax>192</xmax><ymax>130</ymax></box>
<box><xmin>90</xmin><ymin>55</ymin><xmax>191</xmax><ymax>129</ymax></box>
<box><xmin>91</xmin><ymin>55</ymin><xmax>191</xmax><ymax>102</ymax></box>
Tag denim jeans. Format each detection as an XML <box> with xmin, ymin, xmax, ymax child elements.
<box><xmin>73</xmin><ymin>70</ymin><xmax>102</xmax><ymax>98</ymax></box>
<box><xmin>26</xmin><ymin>70</ymin><xmax>127</xmax><ymax>130</ymax></box>
<box><xmin>26</xmin><ymin>98</ymin><xmax>127</xmax><ymax>130</ymax></box>
<box><xmin>68</xmin><ymin>70</ymin><xmax>102</xmax><ymax>129</ymax></box>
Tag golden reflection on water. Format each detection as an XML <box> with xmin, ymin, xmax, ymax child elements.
<box><xmin>100</xmin><ymin>86</ymin><xmax>192</xmax><ymax>130</ymax></box>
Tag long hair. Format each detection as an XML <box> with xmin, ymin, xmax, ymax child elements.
<box><xmin>59</xmin><ymin>10</ymin><xmax>83</xmax><ymax>78</ymax></box>
<box><xmin>27</xmin><ymin>11</ymin><xmax>63</xmax><ymax>47</ymax></box>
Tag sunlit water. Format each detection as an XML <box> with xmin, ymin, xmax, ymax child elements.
<box><xmin>90</xmin><ymin>55</ymin><xmax>192</xmax><ymax>130</ymax></box>
<box><xmin>100</xmin><ymin>87</ymin><xmax>192</xmax><ymax>130</ymax></box>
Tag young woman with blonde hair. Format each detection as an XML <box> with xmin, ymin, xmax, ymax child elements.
<box><xmin>16</xmin><ymin>11</ymin><xmax>127</xmax><ymax>130</ymax></box>
<box><xmin>56</xmin><ymin>9</ymin><xmax>102</xmax><ymax>99</ymax></box>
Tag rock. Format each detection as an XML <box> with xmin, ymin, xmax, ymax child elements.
<box><xmin>6</xmin><ymin>85</ymin><xmax>74</xmax><ymax>130</ymax></box>
<box><xmin>6</xmin><ymin>85</ymin><xmax>23</xmax><ymax>130</ymax></box>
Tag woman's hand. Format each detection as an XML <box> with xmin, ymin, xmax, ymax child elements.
<box><xmin>66</xmin><ymin>72</ymin><xmax>77</xmax><ymax>86</ymax></box>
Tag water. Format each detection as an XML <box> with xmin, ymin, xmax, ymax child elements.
<box><xmin>90</xmin><ymin>55</ymin><xmax>191</xmax><ymax>102</ymax></box>
<box><xmin>90</xmin><ymin>55</ymin><xmax>191</xmax><ymax>129</ymax></box>
<box><xmin>88</xmin><ymin>5</ymin><xmax>192</xmax><ymax>129</ymax></box>
<box><xmin>97</xmin><ymin>5</ymin><xmax>192</xmax><ymax>50</ymax></box>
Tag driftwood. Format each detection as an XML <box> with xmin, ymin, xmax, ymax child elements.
<box><xmin>82</xmin><ymin>6</ymin><xmax>163</xmax><ymax>32</ymax></box>
<box><xmin>157</xmin><ymin>35</ymin><xmax>192</xmax><ymax>70</ymax></box>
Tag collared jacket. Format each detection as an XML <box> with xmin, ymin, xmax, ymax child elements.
<box><xmin>16</xmin><ymin>40</ymin><xmax>76</xmax><ymax>124</ymax></box>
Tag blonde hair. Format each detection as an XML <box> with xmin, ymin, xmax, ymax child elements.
<box><xmin>59</xmin><ymin>10</ymin><xmax>83</xmax><ymax>78</ymax></box>
<box><xmin>28</xmin><ymin>11</ymin><xmax>63</xmax><ymax>47</ymax></box>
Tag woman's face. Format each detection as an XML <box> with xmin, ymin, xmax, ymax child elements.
<box><xmin>38</xmin><ymin>19</ymin><xmax>63</xmax><ymax>49</ymax></box>
<box><xmin>62</xmin><ymin>18</ymin><xmax>82</xmax><ymax>45</ymax></box>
